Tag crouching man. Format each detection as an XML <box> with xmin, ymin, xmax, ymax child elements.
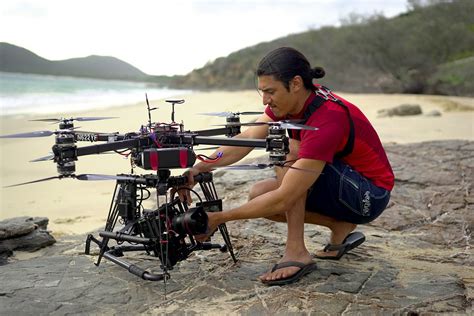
<box><xmin>181</xmin><ymin>47</ymin><xmax>394</xmax><ymax>286</ymax></box>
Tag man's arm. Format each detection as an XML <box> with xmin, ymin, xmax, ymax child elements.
<box><xmin>215</xmin><ymin>158</ymin><xmax>326</xmax><ymax>224</ymax></box>
<box><xmin>179</xmin><ymin>113</ymin><xmax>273</xmax><ymax>203</ymax></box>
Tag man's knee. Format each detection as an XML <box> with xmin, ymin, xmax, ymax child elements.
<box><xmin>248</xmin><ymin>178</ymin><xmax>278</xmax><ymax>201</ymax></box>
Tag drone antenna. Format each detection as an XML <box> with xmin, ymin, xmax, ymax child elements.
<box><xmin>165</xmin><ymin>99</ymin><xmax>185</xmax><ymax>123</ymax></box>
<box><xmin>145</xmin><ymin>94</ymin><xmax>158</xmax><ymax>129</ymax></box>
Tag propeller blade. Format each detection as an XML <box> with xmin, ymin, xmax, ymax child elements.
<box><xmin>0</xmin><ymin>128</ymin><xmax>114</xmax><ymax>139</ymax></box>
<box><xmin>279</xmin><ymin>122</ymin><xmax>318</xmax><ymax>131</ymax></box>
<box><xmin>222</xmin><ymin>162</ymin><xmax>320</xmax><ymax>174</ymax></box>
<box><xmin>30</xmin><ymin>116</ymin><xmax>117</xmax><ymax>122</ymax></box>
<box><xmin>195</xmin><ymin>146</ymin><xmax>221</xmax><ymax>151</ymax></box>
<box><xmin>30</xmin><ymin>154</ymin><xmax>55</xmax><ymax>162</ymax></box>
<box><xmin>74</xmin><ymin>174</ymin><xmax>137</xmax><ymax>181</ymax></box>
<box><xmin>4</xmin><ymin>173</ymin><xmax>137</xmax><ymax>188</ymax></box>
<box><xmin>74</xmin><ymin>116</ymin><xmax>118</xmax><ymax>121</ymax></box>
<box><xmin>198</xmin><ymin>112</ymin><xmax>231</xmax><ymax>117</ymax></box>
<box><xmin>4</xmin><ymin>176</ymin><xmax>61</xmax><ymax>188</ymax></box>
<box><xmin>29</xmin><ymin>118</ymin><xmax>61</xmax><ymax>122</ymax></box>
<box><xmin>212</xmin><ymin>122</ymin><xmax>265</xmax><ymax>127</ymax></box>
<box><xmin>0</xmin><ymin>130</ymin><xmax>55</xmax><ymax>138</ymax></box>
<box><xmin>199</xmin><ymin>111</ymin><xmax>263</xmax><ymax>117</ymax></box>
<box><xmin>212</xmin><ymin>120</ymin><xmax>318</xmax><ymax>131</ymax></box>
<box><xmin>239</xmin><ymin>111</ymin><xmax>263</xmax><ymax>116</ymax></box>
<box><xmin>195</xmin><ymin>146</ymin><xmax>264</xmax><ymax>151</ymax></box>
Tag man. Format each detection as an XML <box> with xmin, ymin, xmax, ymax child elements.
<box><xmin>181</xmin><ymin>47</ymin><xmax>394</xmax><ymax>286</ymax></box>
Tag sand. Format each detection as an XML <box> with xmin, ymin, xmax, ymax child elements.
<box><xmin>0</xmin><ymin>90</ymin><xmax>473</xmax><ymax>236</ymax></box>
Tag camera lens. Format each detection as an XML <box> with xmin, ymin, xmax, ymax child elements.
<box><xmin>172</xmin><ymin>207</ymin><xmax>208</xmax><ymax>235</ymax></box>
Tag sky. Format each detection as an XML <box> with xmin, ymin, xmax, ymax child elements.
<box><xmin>1</xmin><ymin>0</ymin><xmax>409</xmax><ymax>76</ymax></box>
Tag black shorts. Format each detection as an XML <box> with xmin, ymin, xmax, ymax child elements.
<box><xmin>305</xmin><ymin>160</ymin><xmax>391</xmax><ymax>224</ymax></box>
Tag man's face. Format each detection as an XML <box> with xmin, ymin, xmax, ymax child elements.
<box><xmin>258</xmin><ymin>75</ymin><xmax>296</xmax><ymax>117</ymax></box>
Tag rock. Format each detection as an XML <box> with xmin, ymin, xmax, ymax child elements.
<box><xmin>378</xmin><ymin>104</ymin><xmax>423</xmax><ymax>117</ymax></box>
<box><xmin>425</xmin><ymin>109</ymin><xmax>442</xmax><ymax>117</ymax></box>
<box><xmin>0</xmin><ymin>250</ymin><xmax>12</xmax><ymax>265</ymax></box>
<box><xmin>0</xmin><ymin>217</ymin><xmax>56</xmax><ymax>260</ymax></box>
<box><xmin>0</xmin><ymin>141</ymin><xmax>472</xmax><ymax>314</ymax></box>
<box><xmin>1</xmin><ymin>217</ymin><xmax>36</xmax><ymax>240</ymax></box>
<box><xmin>0</xmin><ymin>216</ymin><xmax>50</xmax><ymax>240</ymax></box>
<box><xmin>0</xmin><ymin>229</ymin><xmax>56</xmax><ymax>254</ymax></box>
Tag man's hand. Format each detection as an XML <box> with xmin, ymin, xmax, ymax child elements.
<box><xmin>173</xmin><ymin>167</ymin><xmax>201</xmax><ymax>205</ymax></box>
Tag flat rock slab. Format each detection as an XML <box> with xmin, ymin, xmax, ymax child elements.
<box><xmin>0</xmin><ymin>217</ymin><xmax>56</xmax><ymax>264</ymax></box>
<box><xmin>0</xmin><ymin>216</ymin><xmax>49</xmax><ymax>240</ymax></box>
<box><xmin>377</xmin><ymin>104</ymin><xmax>423</xmax><ymax>117</ymax></box>
<box><xmin>0</xmin><ymin>228</ymin><xmax>56</xmax><ymax>254</ymax></box>
<box><xmin>0</xmin><ymin>140</ymin><xmax>472</xmax><ymax>314</ymax></box>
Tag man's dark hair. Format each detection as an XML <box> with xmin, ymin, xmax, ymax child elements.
<box><xmin>256</xmin><ymin>47</ymin><xmax>325</xmax><ymax>91</ymax></box>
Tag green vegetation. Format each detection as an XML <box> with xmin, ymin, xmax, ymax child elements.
<box><xmin>172</xmin><ymin>0</ymin><xmax>474</xmax><ymax>96</ymax></box>
<box><xmin>430</xmin><ymin>56</ymin><xmax>474</xmax><ymax>96</ymax></box>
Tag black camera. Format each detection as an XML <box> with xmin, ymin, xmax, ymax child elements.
<box><xmin>172</xmin><ymin>206</ymin><xmax>208</xmax><ymax>236</ymax></box>
<box><xmin>138</xmin><ymin>198</ymin><xmax>211</xmax><ymax>267</ymax></box>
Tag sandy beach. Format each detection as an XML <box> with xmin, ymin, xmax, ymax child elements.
<box><xmin>1</xmin><ymin>90</ymin><xmax>473</xmax><ymax>235</ymax></box>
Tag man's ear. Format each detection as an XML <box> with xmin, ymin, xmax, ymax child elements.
<box><xmin>290</xmin><ymin>76</ymin><xmax>304</xmax><ymax>92</ymax></box>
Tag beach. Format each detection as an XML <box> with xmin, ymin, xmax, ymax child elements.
<box><xmin>1</xmin><ymin>90</ymin><xmax>473</xmax><ymax>236</ymax></box>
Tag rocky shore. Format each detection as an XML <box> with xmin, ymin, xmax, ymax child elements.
<box><xmin>0</xmin><ymin>140</ymin><xmax>472</xmax><ymax>314</ymax></box>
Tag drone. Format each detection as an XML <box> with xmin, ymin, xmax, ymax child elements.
<box><xmin>0</xmin><ymin>95</ymin><xmax>318</xmax><ymax>283</ymax></box>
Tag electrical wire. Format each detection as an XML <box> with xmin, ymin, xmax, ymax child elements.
<box><xmin>173</xmin><ymin>187</ymin><xmax>203</xmax><ymax>204</ymax></box>
<box><xmin>196</xmin><ymin>152</ymin><xmax>223</xmax><ymax>163</ymax></box>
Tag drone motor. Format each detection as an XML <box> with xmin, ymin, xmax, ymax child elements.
<box><xmin>225</xmin><ymin>116</ymin><xmax>241</xmax><ymax>137</ymax></box>
<box><xmin>53</xmin><ymin>132</ymin><xmax>77</xmax><ymax>175</ymax></box>
<box><xmin>58</xmin><ymin>120</ymin><xmax>74</xmax><ymax>130</ymax></box>
<box><xmin>266</xmin><ymin>125</ymin><xmax>289</xmax><ymax>163</ymax></box>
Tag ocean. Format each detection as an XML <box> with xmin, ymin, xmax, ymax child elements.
<box><xmin>0</xmin><ymin>72</ymin><xmax>190</xmax><ymax>116</ymax></box>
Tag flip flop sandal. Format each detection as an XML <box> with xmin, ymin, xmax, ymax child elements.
<box><xmin>261</xmin><ymin>261</ymin><xmax>317</xmax><ymax>286</ymax></box>
<box><xmin>314</xmin><ymin>232</ymin><xmax>366</xmax><ymax>260</ymax></box>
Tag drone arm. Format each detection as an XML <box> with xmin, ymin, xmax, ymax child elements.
<box><xmin>94</xmin><ymin>133</ymin><xmax>126</xmax><ymax>142</ymax></box>
<box><xmin>193</xmin><ymin>127</ymin><xmax>234</xmax><ymax>136</ymax></box>
<box><xmin>76</xmin><ymin>138</ymin><xmax>149</xmax><ymax>157</ymax></box>
<box><xmin>72</xmin><ymin>132</ymin><xmax>124</xmax><ymax>143</ymax></box>
<box><xmin>184</xmin><ymin>135</ymin><xmax>265</xmax><ymax>173</ymax></box>
<box><xmin>190</xmin><ymin>115</ymin><xmax>274</xmax><ymax>170</ymax></box>
<box><xmin>193</xmin><ymin>136</ymin><xmax>266</xmax><ymax>148</ymax></box>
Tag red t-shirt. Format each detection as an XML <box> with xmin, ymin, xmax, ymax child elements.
<box><xmin>265</xmin><ymin>90</ymin><xmax>394</xmax><ymax>191</ymax></box>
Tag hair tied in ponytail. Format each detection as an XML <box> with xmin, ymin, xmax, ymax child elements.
<box><xmin>312</xmin><ymin>67</ymin><xmax>325</xmax><ymax>79</ymax></box>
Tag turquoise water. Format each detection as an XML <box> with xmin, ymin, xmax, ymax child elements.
<box><xmin>0</xmin><ymin>72</ymin><xmax>190</xmax><ymax>115</ymax></box>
